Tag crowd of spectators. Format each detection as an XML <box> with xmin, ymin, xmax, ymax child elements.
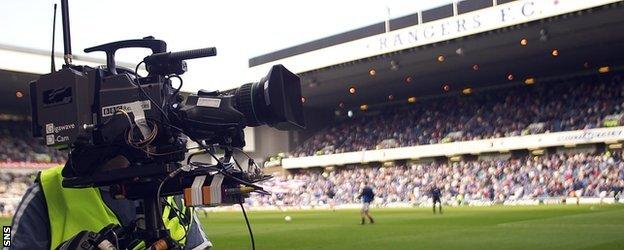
<box><xmin>0</xmin><ymin>172</ymin><xmax>35</xmax><ymax>216</ymax></box>
<box><xmin>2</xmin><ymin>74</ymin><xmax>624</xmax><ymax>215</ymax></box>
<box><xmin>292</xmin><ymin>74</ymin><xmax>624</xmax><ymax>157</ymax></box>
<box><xmin>0</xmin><ymin>118</ymin><xmax>66</xmax><ymax>216</ymax></box>
<box><xmin>249</xmin><ymin>151</ymin><xmax>624</xmax><ymax>207</ymax></box>
<box><xmin>0</xmin><ymin>120</ymin><xmax>67</xmax><ymax>163</ymax></box>
<box><xmin>1</xmin><ymin>151</ymin><xmax>623</xmax><ymax>216</ymax></box>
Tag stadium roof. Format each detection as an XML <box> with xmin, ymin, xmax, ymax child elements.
<box><xmin>248</xmin><ymin>0</ymin><xmax>624</xmax><ymax>110</ymax></box>
<box><xmin>2</xmin><ymin>1</ymin><xmax>624</xmax><ymax>115</ymax></box>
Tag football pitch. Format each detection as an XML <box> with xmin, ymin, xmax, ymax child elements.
<box><xmin>2</xmin><ymin>205</ymin><xmax>624</xmax><ymax>249</ymax></box>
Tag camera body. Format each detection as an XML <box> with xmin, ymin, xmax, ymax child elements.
<box><xmin>31</xmin><ymin>65</ymin><xmax>172</xmax><ymax>145</ymax></box>
<box><xmin>28</xmin><ymin>1</ymin><xmax>303</xmax><ymax>246</ymax></box>
<box><xmin>29</xmin><ymin>37</ymin><xmax>305</xmax><ymax>183</ymax></box>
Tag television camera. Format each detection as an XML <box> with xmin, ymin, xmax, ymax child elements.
<box><xmin>28</xmin><ymin>1</ymin><xmax>304</xmax><ymax>249</ymax></box>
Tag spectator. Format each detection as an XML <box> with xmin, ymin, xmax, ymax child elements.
<box><xmin>291</xmin><ymin>74</ymin><xmax>624</xmax><ymax>157</ymax></box>
<box><xmin>0</xmin><ymin>171</ymin><xmax>36</xmax><ymax>216</ymax></box>
<box><xmin>250</xmin><ymin>151</ymin><xmax>624</xmax><ymax>208</ymax></box>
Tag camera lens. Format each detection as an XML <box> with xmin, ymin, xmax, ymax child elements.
<box><xmin>234</xmin><ymin>65</ymin><xmax>305</xmax><ymax>130</ymax></box>
<box><xmin>234</xmin><ymin>81</ymin><xmax>264</xmax><ymax>127</ymax></box>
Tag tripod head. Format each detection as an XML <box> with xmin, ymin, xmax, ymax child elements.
<box><xmin>59</xmin><ymin>146</ymin><xmax>269</xmax><ymax>249</ymax></box>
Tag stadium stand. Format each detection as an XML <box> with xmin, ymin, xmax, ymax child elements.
<box><xmin>0</xmin><ymin>118</ymin><xmax>64</xmax><ymax>216</ymax></box>
<box><xmin>2</xmin><ymin>73</ymin><xmax>624</xmax><ymax>214</ymax></box>
<box><xmin>0</xmin><ymin>119</ymin><xmax>68</xmax><ymax>163</ymax></box>
<box><xmin>0</xmin><ymin>172</ymin><xmax>35</xmax><ymax>216</ymax></box>
<box><xmin>2</xmin><ymin>1</ymin><xmax>624</xmax><ymax>215</ymax></box>
<box><xmin>292</xmin><ymin>73</ymin><xmax>624</xmax><ymax>157</ymax></box>
<box><xmin>250</xmin><ymin>151</ymin><xmax>624</xmax><ymax>208</ymax></box>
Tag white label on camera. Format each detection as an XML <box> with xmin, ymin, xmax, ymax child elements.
<box><xmin>197</xmin><ymin>98</ymin><xmax>221</xmax><ymax>108</ymax></box>
<box><xmin>101</xmin><ymin>100</ymin><xmax>151</xmax><ymax>117</ymax></box>
<box><xmin>55</xmin><ymin>135</ymin><xmax>69</xmax><ymax>143</ymax></box>
<box><xmin>51</xmin><ymin>123</ymin><xmax>75</xmax><ymax>134</ymax></box>
<box><xmin>126</xmin><ymin>101</ymin><xmax>151</xmax><ymax>140</ymax></box>
<box><xmin>45</xmin><ymin>123</ymin><xmax>54</xmax><ymax>134</ymax></box>
<box><xmin>191</xmin><ymin>175</ymin><xmax>207</xmax><ymax>206</ymax></box>
<box><xmin>210</xmin><ymin>174</ymin><xmax>224</xmax><ymax>205</ymax></box>
<box><xmin>46</xmin><ymin>134</ymin><xmax>55</xmax><ymax>145</ymax></box>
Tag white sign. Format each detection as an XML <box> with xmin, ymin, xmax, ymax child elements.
<box><xmin>243</xmin><ymin>127</ymin><xmax>255</xmax><ymax>152</ymax></box>
<box><xmin>197</xmin><ymin>97</ymin><xmax>222</xmax><ymax>108</ymax></box>
<box><xmin>45</xmin><ymin>123</ymin><xmax>54</xmax><ymax>134</ymax></box>
<box><xmin>282</xmin><ymin>126</ymin><xmax>624</xmax><ymax>169</ymax></box>
<box><xmin>46</xmin><ymin>134</ymin><xmax>55</xmax><ymax>145</ymax></box>
<box><xmin>101</xmin><ymin>100</ymin><xmax>151</xmax><ymax>117</ymax></box>
<box><xmin>250</xmin><ymin>0</ymin><xmax>622</xmax><ymax>74</ymax></box>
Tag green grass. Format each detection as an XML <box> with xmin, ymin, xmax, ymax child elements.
<box><xmin>3</xmin><ymin>205</ymin><xmax>624</xmax><ymax>249</ymax></box>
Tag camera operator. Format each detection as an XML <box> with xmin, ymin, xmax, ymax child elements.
<box><xmin>10</xmin><ymin>157</ymin><xmax>212</xmax><ymax>250</ymax></box>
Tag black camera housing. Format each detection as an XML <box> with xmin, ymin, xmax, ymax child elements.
<box><xmin>29</xmin><ymin>37</ymin><xmax>305</xmax><ymax>182</ymax></box>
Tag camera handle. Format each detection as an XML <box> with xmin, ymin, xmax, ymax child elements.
<box><xmin>84</xmin><ymin>37</ymin><xmax>167</xmax><ymax>75</ymax></box>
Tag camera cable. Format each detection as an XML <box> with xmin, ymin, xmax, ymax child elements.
<box><xmin>132</xmin><ymin>63</ymin><xmax>261</xmax><ymax>249</ymax></box>
<box><xmin>239</xmin><ymin>202</ymin><xmax>255</xmax><ymax>250</ymax></box>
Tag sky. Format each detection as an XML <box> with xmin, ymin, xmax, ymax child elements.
<box><xmin>1</xmin><ymin>0</ymin><xmax>454</xmax><ymax>92</ymax></box>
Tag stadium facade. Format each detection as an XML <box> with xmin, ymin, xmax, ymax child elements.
<box><xmin>247</xmin><ymin>0</ymin><xmax>624</xmax><ymax>169</ymax></box>
<box><xmin>2</xmin><ymin>0</ymin><xmax>623</xmax><ymax>169</ymax></box>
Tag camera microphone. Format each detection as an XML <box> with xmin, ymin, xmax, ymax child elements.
<box><xmin>143</xmin><ymin>47</ymin><xmax>217</xmax><ymax>75</ymax></box>
<box><xmin>144</xmin><ymin>47</ymin><xmax>216</xmax><ymax>64</ymax></box>
<box><xmin>169</xmin><ymin>47</ymin><xmax>217</xmax><ymax>61</ymax></box>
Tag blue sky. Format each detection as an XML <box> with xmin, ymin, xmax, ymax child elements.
<box><xmin>1</xmin><ymin>0</ymin><xmax>453</xmax><ymax>91</ymax></box>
